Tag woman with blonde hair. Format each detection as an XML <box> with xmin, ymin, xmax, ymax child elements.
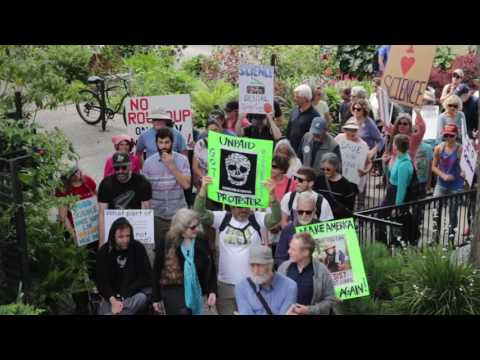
<box><xmin>440</xmin><ymin>68</ymin><xmax>464</xmax><ymax>103</ymax></box>
<box><xmin>437</xmin><ymin>95</ymin><xmax>466</xmax><ymax>143</ymax></box>
<box><xmin>152</xmin><ymin>208</ymin><xmax>217</xmax><ymax>315</ymax></box>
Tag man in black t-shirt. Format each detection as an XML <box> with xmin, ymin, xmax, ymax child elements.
<box><xmin>238</xmin><ymin>113</ymin><xmax>282</xmax><ymax>141</ymax></box>
<box><xmin>97</xmin><ymin>152</ymin><xmax>152</xmax><ymax>246</ymax></box>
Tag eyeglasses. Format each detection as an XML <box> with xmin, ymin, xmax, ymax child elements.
<box><xmin>397</xmin><ymin>121</ymin><xmax>410</xmax><ymax>126</ymax></box>
<box><xmin>447</xmin><ymin>104</ymin><xmax>459</xmax><ymax>109</ymax></box>
<box><xmin>294</xmin><ymin>176</ymin><xmax>307</xmax><ymax>183</ymax></box>
<box><xmin>189</xmin><ymin>223</ymin><xmax>200</xmax><ymax>230</ymax></box>
<box><xmin>352</xmin><ymin>107</ymin><xmax>363</xmax><ymax>112</ymax></box>
<box><xmin>297</xmin><ymin>210</ymin><xmax>314</xmax><ymax>216</ymax></box>
<box><xmin>443</xmin><ymin>134</ymin><xmax>456</xmax><ymax>138</ymax></box>
<box><xmin>321</xmin><ymin>167</ymin><xmax>334</xmax><ymax>172</ymax></box>
<box><xmin>114</xmin><ymin>166</ymin><xmax>128</xmax><ymax>171</ymax></box>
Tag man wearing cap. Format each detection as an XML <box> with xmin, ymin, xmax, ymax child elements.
<box><xmin>135</xmin><ymin>108</ymin><xmax>187</xmax><ymax>161</ymax></box>
<box><xmin>286</xmin><ymin>84</ymin><xmax>320</xmax><ymax>153</ymax></box>
<box><xmin>297</xmin><ymin>116</ymin><xmax>342</xmax><ymax>175</ymax></box>
<box><xmin>142</xmin><ymin>127</ymin><xmax>191</xmax><ymax>250</ymax></box>
<box><xmin>455</xmin><ymin>83</ymin><xmax>479</xmax><ymax>137</ymax></box>
<box><xmin>97</xmin><ymin>151</ymin><xmax>153</xmax><ymax>247</ymax></box>
<box><xmin>235</xmin><ymin>245</ymin><xmax>297</xmax><ymax>315</ymax></box>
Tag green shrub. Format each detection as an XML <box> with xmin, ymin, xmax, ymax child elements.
<box><xmin>0</xmin><ymin>302</ymin><xmax>44</xmax><ymax>315</ymax></box>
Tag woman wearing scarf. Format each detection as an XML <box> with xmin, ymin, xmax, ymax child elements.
<box><xmin>152</xmin><ymin>209</ymin><xmax>217</xmax><ymax>315</ymax></box>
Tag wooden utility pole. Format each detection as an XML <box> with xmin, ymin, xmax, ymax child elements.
<box><xmin>469</xmin><ymin>45</ymin><xmax>480</xmax><ymax>267</ymax></box>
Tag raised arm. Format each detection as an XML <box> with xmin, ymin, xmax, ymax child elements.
<box><xmin>192</xmin><ymin>176</ymin><xmax>214</xmax><ymax>226</ymax></box>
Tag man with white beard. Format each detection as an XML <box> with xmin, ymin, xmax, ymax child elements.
<box><xmin>235</xmin><ymin>245</ymin><xmax>297</xmax><ymax>315</ymax></box>
<box><xmin>275</xmin><ymin>192</ymin><xmax>320</xmax><ymax>268</ymax></box>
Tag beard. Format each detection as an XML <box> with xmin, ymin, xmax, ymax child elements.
<box><xmin>251</xmin><ymin>269</ymin><xmax>272</xmax><ymax>285</ymax></box>
<box><xmin>297</xmin><ymin>216</ymin><xmax>313</xmax><ymax>225</ymax></box>
<box><xmin>158</xmin><ymin>145</ymin><xmax>173</xmax><ymax>155</ymax></box>
<box><xmin>116</xmin><ymin>171</ymin><xmax>132</xmax><ymax>183</ymax></box>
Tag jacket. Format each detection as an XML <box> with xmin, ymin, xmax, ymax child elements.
<box><xmin>297</xmin><ymin>132</ymin><xmax>342</xmax><ymax>174</ymax></box>
<box><xmin>96</xmin><ymin>217</ymin><xmax>152</xmax><ymax>300</ymax></box>
<box><xmin>152</xmin><ymin>233</ymin><xmax>217</xmax><ymax>302</ymax></box>
<box><xmin>278</xmin><ymin>258</ymin><xmax>337</xmax><ymax>315</ymax></box>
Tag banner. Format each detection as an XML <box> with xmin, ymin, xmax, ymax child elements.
<box><xmin>207</xmin><ymin>131</ymin><xmax>273</xmax><ymax>208</ymax></box>
<box><xmin>460</xmin><ymin>119</ymin><xmax>477</xmax><ymax>187</ymax></box>
<box><xmin>337</xmin><ymin>139</ymin><xmax>369</xmax><ymax>186</ymax></box>
<box><xmin>104</xmin><ymin>209</ymin><xmax>155</xmax><ymax>244</ymax></box>
<box><xmin>381</xmin><ymin>45</ymin><xmax>437</xmax><ymax>108</ymax></box>
<box><xmin>71</xmin><ymin>197</ymin><xmax>99</xmax><ymax>247</ymax></box>
<box><xmin>239</xmin><ymin>64</ymin><xmax>274</xmax><ymax>115</ymax></box>
<box><xmin>377</xmin><ymin>86</ymin><xmax>393</xmax><ymax>126</ymax></box>
<box><xmin>125</xmin><ymin>95</ymin><xmax>193</xmax><ymax>149</ymax></box>
<box><xmin>296</xmin><ymin>218</ymin><xmax>369</xmax><ymax>301</ymax></box>
<box><xmin>412</xmin><ymin>105</ymin><xmax>439</xmax><ymax>140</ymax></box>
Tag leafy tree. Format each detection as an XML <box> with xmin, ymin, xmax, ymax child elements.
<box><xmin>335</xmin><ymin>45</ymin><xmax>378</xmax><ymax>80</ymax></box>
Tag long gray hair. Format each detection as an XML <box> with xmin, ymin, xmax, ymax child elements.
<box><xmin>166</xmin><ymin>208</ymin><xmax>202</xmax><ymax>245</ymax></box>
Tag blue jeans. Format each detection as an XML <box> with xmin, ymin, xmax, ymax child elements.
<box><xmin>433</xmin><ymin>185</ymin><xmax>461</xmax><ymax>231</ymax></box>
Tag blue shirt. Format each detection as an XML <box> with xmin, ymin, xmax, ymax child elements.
<box><xmin>359</xmin><ymin>118</ymin><xmax>385</xmax><ymax>151</ymax></box>
<box><xmin>235</xmin><ymin>273</ymin><xmax>297</xmax><ymax>315</ymax></box>
<box><xmin>379</xmin><ymin>45</ymin><xmax>391</xmax><ymax>68</ymax></box>
<box><xmin>136</xmin><ymin>127</ymin><xmax>187</xmax><ymax>159</ymax></box>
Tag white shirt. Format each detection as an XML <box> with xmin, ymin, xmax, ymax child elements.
<box><xmin>212</xmin><ymin>211</ymin><xmax>267</xmax><ymax>285</ymax></box>
<box><xmin>280</xmin><ymin>190</ymin><xmax>334</xmax><ymax>222</ymax></box>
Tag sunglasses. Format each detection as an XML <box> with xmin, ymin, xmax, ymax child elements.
<box><xmin>443</xmin><ymin>134</ymin><xmax>456</xmax><ymax>138</ymax></box>
<box><xmin>297</xmin><ymin>210</ymin><xmax>314</xmax><ymax>216</ymax></box>
<box><xmin>447</xmin><ymin>104</ymin><xmax>459</xmax><ymax>109</ymax></box>
<box><xmin>397</xmin><ymin>121</ymin><xmax>410</xmax><ymax>126</ymax></box>
<box><xmin>321</xmin><ymin>167</ymin><xmax>334</xmax><ymax>172</ymax></box>
<box><xmin>453</xmin><ymin>73</ymin><xmax>462</xmax><ymax>79</ymax></box>
<box><xmin>114</xmin><ymin>166</ymin><xmax>129</xmax><ymax>171</ymax></box>
<box><xmin>352</xmin><ymin>107</ymin><xmax>363</xmax><ymax>112</ymax></box>
<box><xmin>294</xmin><ymin>176</ymin><xmax>308</xmax><ymax>183</ymax></box>
<box><xmin>189</xmin><ymin>223</ymin><xmax>200</xmax><ymax>230</ymax></box>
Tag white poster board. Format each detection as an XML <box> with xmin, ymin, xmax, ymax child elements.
<box><xmin>125</xmin><ymin>95</ymin><xmax>193</xmax><ymax>149</ymax></box>
<box><xmin>104</xmin><ymin>209</ymin><xmax>155</xmax><ymax>245</ymax></box>
<box><xmin>71</xmin><ymin>197</ymin><xmax>99</xmax><ymax>247</ymax></box>
<box><xmin>377</xmin><ymin>87</ymin><xmax>393</xmax><ymax>126</ymax></box>
<box><xmin>338</xmin><ymin>139</ymin><xmax>369</xmax><ymax>186</ymax></box>
<box><xmin>412</xmin><ymin>105</ymin><xmax>439</xmax><ymax>141</ymax></box>
<box><xmin>239</xmin><ymin>64</ymin><xmax>274</xmax><ymax>115</ymax></box>
<box><xmin>459</xmin><ymin>119</ymin><xmax>477</xmax><ymax>187</ymax></box>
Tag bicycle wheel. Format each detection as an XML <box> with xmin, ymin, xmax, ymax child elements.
<box><xmin>75</xmin><ymin>89</ymin><xmax>103</xmax><ymax>125</ymax></box>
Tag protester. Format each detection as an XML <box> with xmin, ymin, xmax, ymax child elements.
<box><xmin>193</xmin><ymin>175</ymin><xmax>280</xmax><ymax>315</ymax></box>
<box><xmin>437</xmin><ymin>95</ymin><xmax>466</xmax><ymax>143</ymax></box>
<box><xmin>455</xmin><ymin>83</ymin><xmax>479</xmax><ymax>137</ymax></box>
<box><xmin>236</xmin><ymin>112</ymin><xmax>282</xmax><ymax>141</ymax></box>
<box><xmin>286</xmin><ymin>84</ymin><xmax>320</xmax><ymax>153</ymax></box>
<box><xmin>197</xmin><ymin>109</ymin><xmax>236</xmax><ymax>141</ymax></box>
<box><xmin>96</xmin><ymin>217</ymin><xmax>152</xmax><ymax>315</ymax></box>
<box><xmin>297</xmin><ymin>116</ymin><xmax>342</xmax><ymax>173</ymax></box>
<box><xmin>277</xmin><ymin>232</ymin><xmax>336</xmax><ymax>315</ymax></box>
<box><xmin>415</xmin><ymin>141</ymin><xmax>434</xmax><ymax>196</ymax></box>
<box><xmin>338</xmin><ymin>87</ymin><xmax>352</xmax><ymax>126</ymax></box>
<box><xmin>314</xmin><ymin>153</ymin><xmax>356</xmax><ymax>220</ymax></box>
<box><xmin>377</xmin><ymin>45</ymin><xmax>391</xmax><ymax>75</ymax></box>
<box><xmin>440</xmin><ymin>68</ymin><xmax>464</xmax><ymax>103</ymax></box>
<box><xmin>312</xmin><ymin>86</ymin><xmax>332</xmax><ymax>127</ymax></box>
<box><xmin>280</xmin><ymin>166</ymin><xmax>334</xmax><ymax>227</ymax></box>
<box><xmin>136</xmin><ymin>108</ymin><xmax>187</xmax><ymax>160</ymax></box>
<box><xmin>235</xmin><ymin>245</ymin><xmax>298</xmax><ymax>315</ymax></box>
<box><xmin>97</xmin><ymin>152</ymin><xmax>152</xmax><ymax>246</ymax></box>
<box><xmin>104</xmin><ymin>134</ymin><xmax>141</xmax><ymax>178</ymax></box>
<box><xmin>142</xmin><ymin>128</ymin><xmax>191</xmax><ymax>250</ymax></box>
<box><xmin>274</xmin><ymin>138</ymin><xmax>303</xmax><ymax>177</ymax></box>
<box><xmin>350</xmin><ymin>86</ymin><xmax>376</xmax><ymax>119</ymax></box>
<box><xmin>275</xmin><ymin>192</ymin><xmax>320</xmax><ymax>268</ymax></box>
<box><xmin>152</xmin><ymin>209</ymin><xmax>216</xmax><ymax>315</ymax></box>
<box><xmin>432</xmin><ymin>124</ymin><xmax>464</xmax><ymax>241</ymax></box>
<box><xmin>55</xmin><ymin>165</ymin><xmax>98</xmax><ymax>314</ymax></box>
<box><xmin>351</xmin><ymin>99</ymin><xmax>385</xmax><ymax>159</ymax></box>
<box><xmin>224</xmin><ymin>101</ymin><xmax>242</xmax><ymax>134</ymax></box>
<box><xmin>271</xmin><ymin>155</ymin><xmax>298</xmax><ymax>202</ymax></box>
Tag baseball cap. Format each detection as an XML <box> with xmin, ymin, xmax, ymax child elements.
<box><xmin>249</xmin><ymin>245</ymin><xmax>274</xmax><ymax>265</ymax></box>
<box><xmin>454</xmin><ymin>83</ymin><xmax>470</xmax><ymax>97</ymax></box>
<box><xmin>310</xmin><ymin>116</ymin><xmax>327</xmax><ymax>134</ymax></box>
<box><xmin>342</xmin><ymin>119</ymin><xmax>360</xmax><ymax>131</ymax></box>
<box><xmin>112</xmin><ymin>152</ymin><xmax>131</xmax><ymax>168</ymax></box>
<box><xmin>443</xmin><ymin>124</ymin><xmax>458</xmax><ymax>136</ymax></box>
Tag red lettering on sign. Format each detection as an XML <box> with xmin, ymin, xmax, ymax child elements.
<box><xmin>128</xmin><ymin>112</ymin><xmax>137</xmax><ymax>124</ymax></box>
<box><xmin>130</xmin><ymin>99</ymin><xmax>139</xmax><ymax>111</ymax></box>
<box><xmin>182</xmin><ymin>109</ymin><xmax>191</xmax><ymax>120</ymax></box>
<box><xmin>139</xmin><ymin>98</ymin><xmax>149</xmax><ymax>111</ymax></box>
<box><xmin>137</xmin><ymin>112</ymin><xmax>146</xmax><ymax>124</ymax></box>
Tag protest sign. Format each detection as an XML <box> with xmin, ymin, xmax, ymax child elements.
<box><xmin>412</xmin><ymin>105</ymin><xmax>439</xmax><ymax>140</ymax></box>
<box><xmin>296</xmin><ymin>218</ymin><xmax>369</xmax><ymax>301</ymax></box>
<box><xmin>377</xmin><ymin>86</ymin><xmax>393</xmax><ymax>126</ymax></box>
<box><xmin>381</xmin><ymin>45</ymin><xmax>436</xmax><ymax>108</ymax></box>
<box><xmin>125</xmin><ymin>95</ymin><xmax>193</xmax><ymax>149</ymax></box>
<box><xmin>104</xmin><ymin>209</ymin><xmax>154</xmax><ymax>244</ymax></box>
<box><xmin>239</xmin><ymin>64</ymin><xmax>274</xmax><ymax>115</ymax></box>
<box><xmin>460</xmin><ymin>119</ymin><xmax>477</xmax><ymax>187</ymax></box>
<box><xmin>71</xmin><ymin>197</ymin><xmax>99</xmax><ymax>247</ymax></box>
<box><xmin>337</xmin><ymin>139</ymin><xmax>369</xmax><ymax>186</ymax></box>
<box><xmin>207</xmin><ymin>131</ymin><xmax>273</xmax><ymax>208</ymax></box>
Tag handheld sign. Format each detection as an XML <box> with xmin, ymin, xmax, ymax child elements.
<box><xmin>460</xmin><ymin>119</ymin><xmax>477</xmax><ymax>187</ymax></box>
<box><xmin>338</xmin><ymin>139</ymin><xmax>369</xmax><ymax>186</ymax></box>
<box><xmin>104</xmin><ymin>209</ymin><xmax>155</xmax><ymax>245</ymax></box>
<box><xmin>381</xmin><ymin>45</ymin><xmax>436</xmax><ymax>108</ymax></box>
<box><xmin>377</xmin><ymin>86</ymin><xmax>393</xmax><ymax>126</ymax></box>
<box><xmin>412</xmin><ymin>105</ymin><xmax>439</xmax><ymax>140</ymax></box>
<box><xmin>296</xmin><ymin>218</ymin><xmax>369</xmax><ymax>301</ymax></box>
<box><xmin>125</xmin><ymin>95</ymin><xmax>194</xmax><ymax>149</ymax></box>
<box><xmin>207</xmin><ymin>131</ymin><xmax>273</xmax><ymax>208</ymax></box>
<box><xmin>71</xmin><ymin>197</ymin><xmax>99</xmax><ymax>247</ymax></box>
<box><xmin>239</xmin><ymin>64</ymin><xmax>274</xmax><ymax>115</ymax></box>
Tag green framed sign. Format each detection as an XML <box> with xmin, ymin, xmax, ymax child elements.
<box><xmin>207</xmin><ymin>131</ymin><xmax>273</xmax><ymax>208</ymax></box>
<box><xmin>296</xmin><ymin>218</ymin><xmax>369</xmax><ymax>301</ymax></box>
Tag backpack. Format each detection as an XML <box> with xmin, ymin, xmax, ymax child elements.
<box><xmin>218</xmin><ymin>212</ymin><xmax>262</xmax><ymax>241</ymax></box>
<box><xmin>287</xmin><ymin>191</ymin><xmax>323</xmax><ymax>220</ymax></box>
<box><xmin>404</xmin><ymin>165</ymin><xmax>421</xmax><ymax>203</ymax></box>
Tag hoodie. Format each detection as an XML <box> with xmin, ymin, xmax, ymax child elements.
<box><xmin>96</xmin><ymin>217</ymin><xmax>152</xmax><ymax>300</ymax></box>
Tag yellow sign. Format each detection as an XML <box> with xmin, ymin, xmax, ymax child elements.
<box><xmin>381</xmin><ymin>45</ymin><xmax>437</xmax><ymax>108</ymax></box>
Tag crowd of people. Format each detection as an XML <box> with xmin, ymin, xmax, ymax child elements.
<box><xmin>55</xmin><ymin>63</ymin><xmax>480</xmax><ymax>315</ymax></box>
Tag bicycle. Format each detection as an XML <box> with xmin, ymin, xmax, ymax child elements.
<box><xmin>75</xmin><ymin>72</ymin><xmax>131</xmax><ymax>131</ymax></box>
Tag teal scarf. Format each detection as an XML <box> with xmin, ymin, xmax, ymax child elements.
<box><xmin>181</xmin><ymin>239</ymin><xmax>203</xmax><ymax>315</ymax></box>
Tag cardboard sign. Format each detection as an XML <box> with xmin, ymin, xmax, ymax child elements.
<box><xmin>239</xmin><ymin>64</ymin><xmax>274</xmax><ymax>115</ymax></box>
<box><xmin>460</xmin><ymin>119</ymin><xmax>477</xmax><ymax>187</ymax></box>
<box><xmin>71</xmin><ymin>197</ymin><xmax>99</xmax><ymax>247</ymax></box>
<box><xmin>413</xmin><ymin>105</ymin><xmax>439</xmax><ymax>140</ymax></box>
<box><xmin>338</xmin><ymin>139</ymin><xmax>369</xmax><ymax>186</ymax></box>
<box><xmin>296</xmin><ymin>218</ymin><xmax>369</xmax><ymax>301</ymax></box>
<box><xmin>377</xmin><ymin>86</ymin><xmax>393</xmax><ymax>126</ymax></box>
<box><xmin>381</xmin><ymin>45</ymin><xmax>437</xmax><ymax>108</ymax></box>
<box><xmin>104</xmin><ymin>209</ymin><xmax>155</xmax><ymax>244</ymax></box>
<box><xmin>125</xmin><ymin>95</ymin><xmax>193</xmax><ymax>149</ymax></box>
<box><xmin>207</xmin><ymin>131</ymin><xmax>273</xmax><ymax>208</ymax></box>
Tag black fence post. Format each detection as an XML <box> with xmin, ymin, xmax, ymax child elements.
<box><xmin>14</xmin><ymin>91</ymin><xmax>22</xmax><ymax>120</ymax></box>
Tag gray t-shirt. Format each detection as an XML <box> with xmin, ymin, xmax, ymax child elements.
<box><xmin>142</xmin><ymin>151</ymin><xmax>190</xmax><ymax>219</ymax></box>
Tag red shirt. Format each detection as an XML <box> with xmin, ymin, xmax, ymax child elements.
<box><xmin>274</xmin><ymin>176</ymin><xmax>297</xmax><ymax>202</ymax></box>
